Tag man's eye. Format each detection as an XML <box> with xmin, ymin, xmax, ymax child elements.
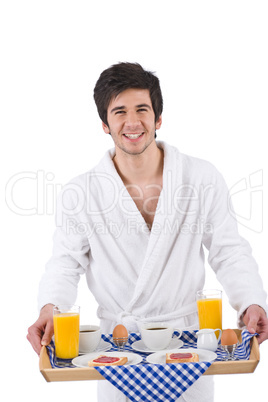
<box><xmin>137</xmin><ymin>108</ymin><xmax>147</xmax><ymax>112</ymax></box>
<box><xmin>115</xmin><ymin>110</ymin><xmax>125</xmax><ymax>115</ymax></box>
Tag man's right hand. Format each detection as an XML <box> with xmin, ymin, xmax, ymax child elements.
<box><xmin>27</xmin><ymin>304</ymin><xmax>54</xmax><ymax>356</ymax></box>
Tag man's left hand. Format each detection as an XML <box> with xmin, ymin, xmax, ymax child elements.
<box><xmin>243</xmin><ymin>304</ymin><xmax>268</xmax><ymax>344</ymax></box>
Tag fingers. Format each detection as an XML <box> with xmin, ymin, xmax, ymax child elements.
<box><xmin>246</xmin><ymin>316</ymin><xmax>258</xmax><ymax>334</ymax></box>
<box><xmin>41</xmin><ymin>321</ymin><xmax>54</xmax><ymax>346</ymax></box>
<box><xmin>27</xmin><ymin>324</ymin><xmax>43</xmax><ymax>355</ymax></box>
<box><xmin>243</xmin><ymin>305</ymin><xmax>268</xmax><ymax>336</ymax></box>
<box><xmin>27</xmin><ymin>314</ymin><xmax>54</xmax><ymax>355</ymax></box>
<box><xmin>243</xmin><ymin>305</ymin><xmax>268</xmax><ymax>344</ymax></box>
<box><xmin>244</xmin><ymin>305</ymin><xmax>263</xmax><ymax>333</ymax></box>
<box><xmin>244</xmin><ymin>311</ymin><xmax>258</xmax><ymax>333</ymax></box>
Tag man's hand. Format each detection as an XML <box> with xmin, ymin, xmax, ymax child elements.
<box><xmin>243</xmin><ymin>304</ymin><xmax>268</xmax><ymax>344</ymax></box>
<box><xmin>27</xmin><ymin>304</ymin><xmax>54</xmax><ymax>355</ymax></box>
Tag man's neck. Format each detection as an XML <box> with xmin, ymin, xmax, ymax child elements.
<box><xmin>113</xmin><ymin>141</ymin><xmax>164</xmax><ymax>186</ymax></box>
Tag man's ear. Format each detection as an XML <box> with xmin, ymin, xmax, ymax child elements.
<box><xmin>102</xmin><ymin>121</ymin><xmax>110</xmax><ymax>134</ymax></box>
<box><xmin>155</xmin><ymin>115</ymin><xmax>162</xmax><ymax>130</ymax></box>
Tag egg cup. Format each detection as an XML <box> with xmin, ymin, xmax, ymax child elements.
<box><xmin>113</xmin><ymin>336</ymin><xmax>128</xmax><ymax>351</ymax></box>
<box><xmin>220</xmin><ymin>342</ymin><xmax>240</xmax><ymax>360</ymax></box>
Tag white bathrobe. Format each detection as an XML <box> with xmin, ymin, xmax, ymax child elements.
<box><xmin>38</xmin><ymin>141</ymin><xmax>267</xmax><ymax>401</ymax></box>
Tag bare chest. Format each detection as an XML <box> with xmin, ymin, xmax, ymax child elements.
<box><xmin>127</xmin><ymin>182</ymin><xmax>162</xmax><ymax>230</ymax></box>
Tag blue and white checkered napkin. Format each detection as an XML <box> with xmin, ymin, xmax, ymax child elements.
<box><xmin>46</xmin><ymin>330</ymin><xmax>256</xmax><ymax>402</ymax></box>
<box><xmin>95</xmin><ymin>356</ymin><xmax>210</xmax><ymax>401</ymax></box>
<box><xmin>215</xmin><ymin>329</ymin><xmax>256</xmax><ymax>361</ymax></box>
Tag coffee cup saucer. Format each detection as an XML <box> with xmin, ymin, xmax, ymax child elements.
<box><xmin>131</xmin><ymin>338</ymin><xmax>184</xmax><ymax>353</ymax></box>
<box><xmin>79</xmin><ymin>339</ymin><xmax>111</xmax><ymax>355</ymax></box>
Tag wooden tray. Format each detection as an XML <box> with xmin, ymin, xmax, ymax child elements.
<box><xmin>39</xmin><ymin>329</ymin><xmax>260</xmax><ymax>382</ymax></box>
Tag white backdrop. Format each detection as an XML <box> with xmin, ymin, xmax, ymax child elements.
<box><xmin>1</xmin><ymin>1</ymin><xmax>268</xmax><ymax>400</ymax></box>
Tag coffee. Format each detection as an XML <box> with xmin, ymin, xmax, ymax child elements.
<box><xmin>141</xmin><ymin>323</ymin><xmax>175</xmax><ymax>350</ymax></box>
<box><xmin>147</xmin><ymin>327</ymin><xmax>167</xmax><ymax>330</ymax></box>
<box><xmin>79</xmin><ymin>325</ymin><xmax>101</xmax><ymax>353</ymax></box>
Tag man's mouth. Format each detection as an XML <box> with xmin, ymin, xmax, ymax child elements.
<box><xmin>123</xmin><ymin>132</ymin><xmax>144</xmax><ymax>139</ymax></box>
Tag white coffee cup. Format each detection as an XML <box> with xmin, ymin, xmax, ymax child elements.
<box><xmin>140</xmin><ymin>323</ymin><xmax>182</xmax><ymax>351</ymax></box>
<box><xmin>79</xmin><ymin>325</ymin><xmax>101</xmax><ymax>353</ymax></box>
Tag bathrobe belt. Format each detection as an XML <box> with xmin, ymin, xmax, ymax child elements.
<box><xmin>97</xmin><ymin>302</ymin><xmax>198</xmax><ymax>331</ymax></box>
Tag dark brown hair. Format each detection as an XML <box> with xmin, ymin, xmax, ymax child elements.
<box><xmin>93</xmin><ymin>62</ymin><xmax>163</xmax><ymax>127</ymax></box>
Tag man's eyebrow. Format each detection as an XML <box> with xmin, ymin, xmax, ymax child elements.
<box><xmin>110</xmin><ymin>104</ymin><xmax>152</xmax><ymax>114</ymax></box>
<box><xmin>110</xmin><ymin>106</ymin><xmax>125</xmax><ymax>113</ymax></box>
<box><xmin>136</xmin><ymin>103</ymin><xmax>152</xmax><ymax>109</ymax></box>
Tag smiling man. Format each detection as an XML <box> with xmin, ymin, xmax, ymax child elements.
<box><xmin>28</xmin><ymin>63</ymin><xmax>268</xmax><ymax>402</ymax></box>
<box><xmin>102</xmin><ymin>88</ymin><xmax>162</xmax><ymax>154</ymax></box>
<box><xmin>101</xmin><ymin>87</ymin><xmax>163</xmax><ymax>230</ymax></box>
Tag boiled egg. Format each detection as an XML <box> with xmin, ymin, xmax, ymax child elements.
<box><xmin>113</xmin><ymin>324</ymin><xmax>128</xmax><ymax>339</ymax></box>
<box><xmin>221</xmin><ymin>329</ymin><xmax>238</xmax><ymax>345</ymax></box>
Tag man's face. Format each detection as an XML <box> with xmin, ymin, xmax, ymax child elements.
<box><xmin>102</xmin><ymin>88</ymin><xmax>162</xmax><ymax>156</ymax></box>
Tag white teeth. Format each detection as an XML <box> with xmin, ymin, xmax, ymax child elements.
<box><xmin>124</xmin><ymin>133</ymin><xmax>143</xmax><ymax>139</ymax></box>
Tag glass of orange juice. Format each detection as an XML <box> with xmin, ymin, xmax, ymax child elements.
<box><xmin>53</xmin><ymin>305</ymin><xmax>80</xmax><ymax>364</ymax></box>
<box><xmin>196</xmin><ymin>290</ymin><xmax>222</xmax><ymax>334</ymax></box>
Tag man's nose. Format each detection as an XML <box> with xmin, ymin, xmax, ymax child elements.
<box><xmin>124</xmin><ymin>111</ymin><xmax>141</xmax><ymax>127</ymax></box>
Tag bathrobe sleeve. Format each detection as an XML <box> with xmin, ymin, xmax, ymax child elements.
<box><xmin>202</xmin><ymin>169</ymin><xmax>268</xmax><ymax>326</ymax></box>
<box><xmin>38</xmin><ymin>183</ymin><xmax>90</xmax><ymax>311</ymax></box>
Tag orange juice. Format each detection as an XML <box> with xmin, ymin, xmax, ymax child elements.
<box><xmin>53</xmin><ymin>313</ymin><xmax>80</xmax><ymax>359</ymax></box>
<box><xmin>196</xmin><ymin>298</ymin><xmax>222</xmax><ymax>331</ymax></box>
